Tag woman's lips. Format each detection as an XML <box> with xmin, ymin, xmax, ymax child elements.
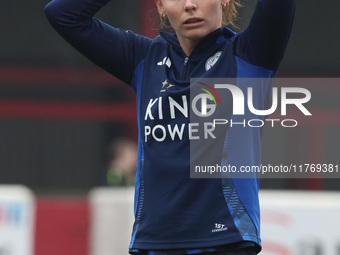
<box><xmin>184</xmin><ymin>18</ymin><xmax>204</xmax><ymax>27</ymax></box>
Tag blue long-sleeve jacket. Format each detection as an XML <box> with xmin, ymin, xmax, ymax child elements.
<box><xmin>45</xmin><ymin>0</ymin><xmax>295</xmax><ymax>253</ymax></box>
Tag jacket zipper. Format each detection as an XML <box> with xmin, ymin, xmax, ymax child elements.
<box><xmin>182</xmin><ymin>56</ymin><xmax>189</xmax><ymax>80</ymax></box>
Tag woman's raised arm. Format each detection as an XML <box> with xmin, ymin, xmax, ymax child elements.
<box><xmin>45</xmin><ymin>0</ymin><xmax>152</xmax><ymax>85</ymax></box>
<box><xmin>235</xmin><ymin>0</ymin><xmax>296</xmax><ymax>71</ymax></box>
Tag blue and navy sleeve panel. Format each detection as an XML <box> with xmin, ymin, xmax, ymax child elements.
<box><xmin>44</xmin><ymin>0</ymin><xmax>152</xmax><ymax>85</ymax></box>
<box><xmin>235</xmin><ymin>0</ymin><xmax>296</xmax><ymax>71</ymax></box>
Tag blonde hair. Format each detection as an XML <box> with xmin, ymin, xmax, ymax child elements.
<box><xmin>159</xmin><ymin>0</ymin><xmax>242</xmax><ymax>30</ymax></box>
<box><xmin>222</xmin><ymin>0</ymin><xmax>242</xmax><ymax>29</ymax></box>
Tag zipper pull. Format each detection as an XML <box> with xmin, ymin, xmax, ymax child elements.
<box><xmin>184</xmin><ymin>57</ymin><xmax>189</xmax><ymax>66</ymax></box>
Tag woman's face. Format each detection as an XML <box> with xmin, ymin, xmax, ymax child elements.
<box><xmin>156</xmin><ymin>0</ymin><xmax>228</xmax><ymax>45</ymax></box>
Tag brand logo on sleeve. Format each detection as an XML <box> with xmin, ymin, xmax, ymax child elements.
<box><xmin>205</xmin><ymin>51</ymin><xmax>222</xmax><ymax>71</ymax></box>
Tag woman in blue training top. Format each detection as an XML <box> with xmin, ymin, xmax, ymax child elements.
<box><xmin>45</xmin><ymin>0</ymin><xmax>296</xmax><ymax>254</ymax></box>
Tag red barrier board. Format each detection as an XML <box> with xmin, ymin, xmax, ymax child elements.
<box><xmin>34</xmin><ymin>197</ymin><xmax>89</xmax><ymax>255</ymax></box>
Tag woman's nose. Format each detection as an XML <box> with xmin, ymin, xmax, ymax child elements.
<box><xmin>184</xmin><ymin>0</ymin><xmax>197</xmax><ymax>11</ymax></box>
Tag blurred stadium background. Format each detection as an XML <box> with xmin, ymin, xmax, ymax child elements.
<box><xmin>0</xmin><ymin>0</ymin><xmax>339</xmax><ymax>254</ymax></box>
